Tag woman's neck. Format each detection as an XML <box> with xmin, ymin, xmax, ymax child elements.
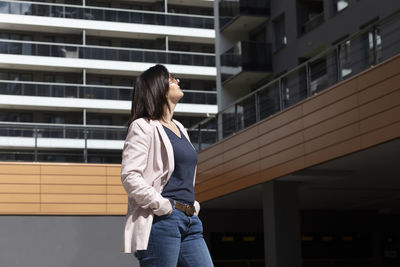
<box><xmin>162</xmin><ymin>102</ymin><xmax>176</xmax><ymax>123</ymax></box>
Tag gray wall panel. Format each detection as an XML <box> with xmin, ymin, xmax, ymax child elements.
<box><xmin>0</xmin><ymin>216</ymin><xmax>139</xmax><ymax>267</ymax></box>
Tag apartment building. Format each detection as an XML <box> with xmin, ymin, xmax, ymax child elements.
<box><xmin>191</xmin><ymin>0</ymin><xmax>400</xmax><ymax>266</ymax></box>
<box><xmin>0</xmin><ymin>0</ymin><xmax>216</xmax><ymax>163</ymax></box>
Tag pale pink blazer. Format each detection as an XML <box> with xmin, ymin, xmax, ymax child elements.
<box><xmin>120</xmin><ymin>117</ymin><xmax>200</xmax><ymax>253</ymax></box>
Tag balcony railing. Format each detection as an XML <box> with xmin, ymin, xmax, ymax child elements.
<box><xmin>219</xmin><ymin>0</ymin><xmax>270</xmax><ymax>29</ymax></box>
<box><xmin>0</xmin><ymin>122</ymin><xmax>203</xmax><ymax>162</ymax></box>
<box><xmin>190</xmin><ymin>10</ymin><xmax>400</xmax><ymax>151</ymax></box>
<box><xmin>0</xmin><ymin>80</ymin><xmax>217</xmax><ymax>104</ymax></box>
<box><xmin>221</xmin><ymin>41</ymin><xmax>272</xmax><ymax>82</ymax></box>
<box><xmin>0</xmin><ymin>40</ymin><xmax>216</xmax><ymax>67</ymax></box>
<box><xmin>0</xmin><ymin>0</ymin><xmax>214</xmax><ymax>29</ymax></box>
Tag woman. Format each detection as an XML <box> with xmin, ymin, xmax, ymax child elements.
<box><xmin>120</xmin><ymin>64</ymin><xmax>214</xmax><ymax>267</ymax></box>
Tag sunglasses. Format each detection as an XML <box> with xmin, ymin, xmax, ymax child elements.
<box><xmin>169</xmin><ymin>75</ymin><xmax>180</xmax><ymax>84</ymax></box>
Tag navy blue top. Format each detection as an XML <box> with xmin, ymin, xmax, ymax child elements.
<box><xmin>161</xmin><ymin>124</ymin><xmax>198</xmax><ymax>205</ymax></box>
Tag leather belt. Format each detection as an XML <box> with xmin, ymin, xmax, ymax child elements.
<box><xmin>169</xmin><ymin>199</ymin><xmax>195</xmax><ymax>216</ymax></box>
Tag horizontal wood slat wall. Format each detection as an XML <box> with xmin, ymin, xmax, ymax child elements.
<box><xmin>0</xmin><ymin>54</ymin><xmax>399</xmax><ymax>214</ymax></box>
<box><xmin>0</xmin><ymin>163</ymin><xmax>126</xmax><ymax>215</ymax></box>
<box><xmin>196</xmin><ymin>54</ymin><xmax>400</xmax><ymax>202</ymax></box>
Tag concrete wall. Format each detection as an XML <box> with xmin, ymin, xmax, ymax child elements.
<box><xmin>0</xmin><ymin>216</ymin><xmax>138</xmax><ymax>267</ymax></box>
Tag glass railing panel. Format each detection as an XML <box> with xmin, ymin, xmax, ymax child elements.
<box><xmin>0</xmin><ymin>1</ymin><xmax>214</xmax><ymax>29</ymax></box>
<box><xmin>0</xmin><ymin>81</ymin><xmax>129</xmax><ymax>101</ymax></box>
<box><xmin>0</xmin><ymin>125</ymin><xmax>34</xmax><ymax>137</ymax></box>
<box><xmin>323</xmin><ymin>50</ymin><xmax>340</xmax><ymax>92</ymax></box>
<box><xmin>180</xmin><ymin>91</ymin><xmax>217</xmax><ymax>105</ymax></box>
<box><xmin>0</xmin><ymin>40</ymin><xmax>215</xmax><ymax>67</ymax></box>
<box><xmin>0</xmin><ymin>123</ymin><xmax>127</xmax><ymax>141</ymax></box>
<box><xmin>0</xmin><ymin>148</ymin><xmax>122</xmax><ymax>163</ymax></box>
<box><xmin>0</xmin><ymin>81</ymin><xmax>217</xmax><ymax>105</ymax></box>
<box><xmin>377</xmin><ymin>17</ymin><xmax>400</xmax><ymax>62</ymax></box>
<box><xmin>0</xmin><ymin>150</ymin><xmax>35</xmax><ymax>162</ymax></box>
<box><xmin>338</xmin><ymin>36</ymin><xmax>373</xmax><ymax>80</ymax></box>
<box><xmin>258</xmin><ymin>81</ymin><xmax>281</xmax><ymax>120</ymax></box>
<box><xmin>309</xmin><ymin>55</ymin><xmax>330</xmax><ymax>95</ymax></box>
<box><xmin>221</xmin><ymin>105</ymin><xmax>236</xmax><ymax>138</ymax></box>
<box><xmin>199</xmin><ymin>117</ymin><xmax>218</xmax><ymax>150</ymax></box>
<box><xmin>281</xmin><ymin>66</ymin><xmax>308</xmax><ymax>109</ymax></box>
<box><xmin>87</xmin><ymin>127</ymin><xmax>126</xmax><ymax>140</ymax></box>
<box><xmin>237</xmin><ymin>94</ymin><xmax>256</xmax><ymax>131</ymax></box>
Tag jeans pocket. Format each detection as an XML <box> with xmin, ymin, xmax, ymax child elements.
<box><xmin>154</xmin><ymin>208</ymin><xmax>175</xmax><ymax>222</ymax></box>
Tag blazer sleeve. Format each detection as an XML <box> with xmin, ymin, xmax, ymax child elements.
<box><xmin>121</xmin><ymin>120</ymin><xmax>172</xmax><ymax>216</ymax></box>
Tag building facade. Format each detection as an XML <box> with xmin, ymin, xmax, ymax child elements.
<box><xmin>0</xmin><ymin>0</ymin><xmax>216</xmax><ymax>163</ymax></box>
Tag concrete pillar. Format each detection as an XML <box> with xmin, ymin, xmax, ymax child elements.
<box><xmin>262</xmin><ymin>181</ymin><xmax>302</xmax><ymax>267</ymax></box>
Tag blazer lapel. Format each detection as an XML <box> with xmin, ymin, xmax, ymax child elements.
<box><xmin>153</xmin><ymin>120</ymin><xmax>175</xmax><ymax>179</ymax></box>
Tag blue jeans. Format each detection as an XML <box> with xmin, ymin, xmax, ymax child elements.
<box><xmin>135</xmin><ymin>208</ymin><xmax>214</xmax><ymax>267</ymax></box>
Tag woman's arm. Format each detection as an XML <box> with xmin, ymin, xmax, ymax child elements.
<box><xmin>121</xmin><ymin>120</ymin><xmax>172</xmax><ymax>216</ymax></box>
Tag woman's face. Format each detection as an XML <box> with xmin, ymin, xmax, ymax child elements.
<box><xmin>166</xmin><ymin>74</ymin><xmax>184</xmax><ymax>104</ymax></box>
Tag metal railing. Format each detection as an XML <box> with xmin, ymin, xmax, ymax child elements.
<box><xmin>0</xmin><ymin>80</ymin><xmax>217</xmax><ymax>104</ymax></box>
<box><xmin>0</xmin><ymin>0</ymin><xmax>214</xmax><ymax>29</ymax></box>
<box><xmin>0</xmin><ymin>39</ymin><xmax>216</xmax><ymax>67</ymax></box>
<box><xmin>0</xmin><ymin>122</ymin><xmax>125</xmax><ymax>163</ymax></box>
<box><xmin>0</xmin><ymin>122</ymin><xmax>203</xmax><ymax>162</ymax></box>
<box><xmin>189</xmin><ymin>10</ymin><xmax>400</xmax><ymax>151</ymax></box>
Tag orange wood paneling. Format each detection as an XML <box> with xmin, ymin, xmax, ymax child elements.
<box><xmin>0</xmin><ymin>184</ymin><xmax>40</xmax><ymax>194</ymax></box>
<box><xmin>0</xmin><ymin>194</ymin><xmax>40</xmax><ymax>203</ymax></box>
<box><xmin>0</xmin><ymin>203</ymin><xmax>40</xmax><ymax>213</ymax></box>
<box><xmin>41</xmin><ymin>184</ymin><xmax>106</xmax><ymax>194</ymax></box>
<box><xmin>41</xmin><ymin>194</ymin><xmax>106</xmax><ymax>203</ymax></box>
<box><xmin>0</xmin><ymin>163</ymin><xmax>126</xmax><ymax>215</ymax></box>
<box><xmin>0</xmin><ymin>174</ymin><xmax>40</xmax><ymax>184</ymax></box>
<box><xmin>107</xmin><ymin>204</ymin><xmax>127</xmax><ymax>214</ymax></box>
<box><xmin>42</xmin><ymin>175</ymin><xmax>105</xmax><ymax>185</ymax></box>
<box><xmin>41</xmin><ymin>203</ymin><xmax>107</xmax><ymax>214</ymax></box>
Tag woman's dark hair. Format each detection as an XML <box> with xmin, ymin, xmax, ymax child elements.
<box><xmin>125</xmin><ymin>64</ymin><xmax>171</xmax><ymax>133</ymax></box>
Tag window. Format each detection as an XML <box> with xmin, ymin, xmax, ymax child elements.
<box><xmin>273</xmin><ymin>14</ymin><xmax>287</xmax><ymax>51</ymax></box>
<box><xmin>297</xmin><ymin>0</ymin><xmax>325</xmax><ymax>35</ymax></box>
<box><xmin>332</xmin><ymin>0</ymin><xmax>349</xmax><ymax>15</ymax></box>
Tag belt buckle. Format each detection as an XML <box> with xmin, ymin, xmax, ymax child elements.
<box><xmin>185</xmin><ymin>205</ymin><xmax>195</xmax><ymax>216</ymax></box>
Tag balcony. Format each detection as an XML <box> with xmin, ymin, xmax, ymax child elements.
<box><xmin>220</xmin><ymin>41</ymin><xmax>272</xmax><ymax>90</ymax></box>
<box><xmin>0</xmin><ymin>80</ymin><xmax>217</xmax><ymax>105</ymax></box>
<box><xmin>0</xmin><ymin>122</ymin><xmax>201</xmax><ymax>162</ymax></box>
<box><xmin>219</xmin><ymin>0</ymin><xmax>270</xmax><ymax>34</ymax></box>
<box><xmin>0</xmin><ymin>0</ymin><xmax>214</xmax><ymax>29</ymax></box>
<box><xmin>0</xmin><ymin>40</ymin><xmax>215</xmax><ymax>67</ymax></box>
<box><xmin>192</xmin><ymin>11</ymin><xmax>400</xmax><ymax>150</ymax></box>
<box><xmin>300</xmin><ymin>12</ymin><xmax>325</xmax><ymax>36</ymax></box>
